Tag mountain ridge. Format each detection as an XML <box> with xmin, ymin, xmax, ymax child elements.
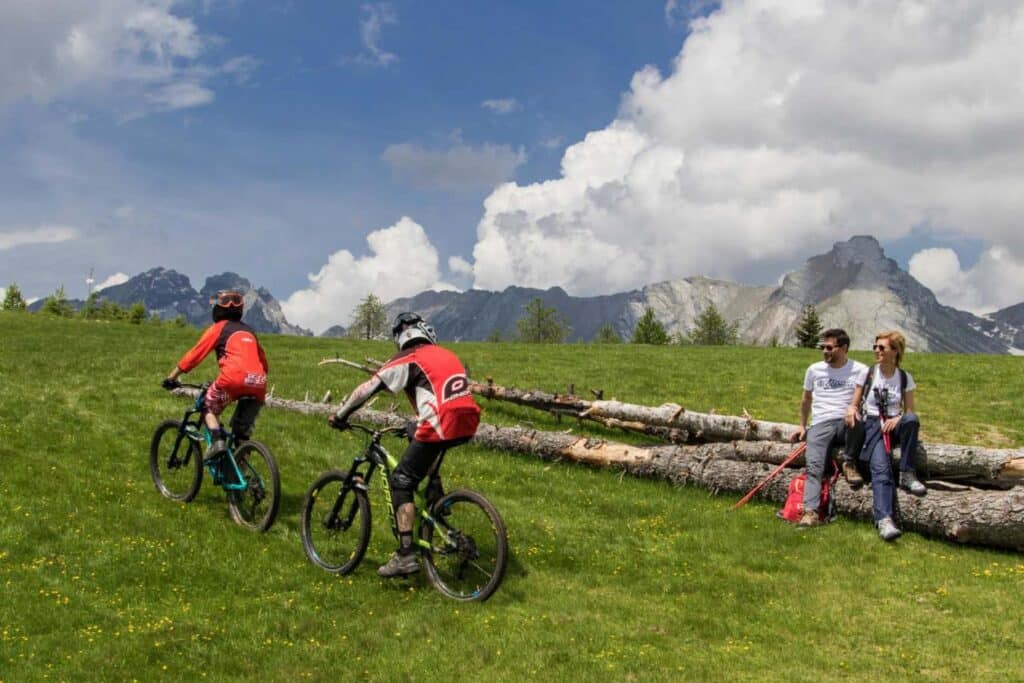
<box><xmin>384</xmin><ymin>236</ymin><xmax>1020</xmax><ymax>353</ymax></box>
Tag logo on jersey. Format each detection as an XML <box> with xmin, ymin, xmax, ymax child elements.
<box><xmin>442</xmin><ymin>374</ymin><xmax>471</xmax><ymax>402</ymax></box>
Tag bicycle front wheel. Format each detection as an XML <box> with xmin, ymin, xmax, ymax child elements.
<box><xmin>150</xmin><ymin>419</ymin><xmax>203</xmax><ymax>502</ymax></box>
<box><xmin>227</xmin><ymin>441</ymin><xmax>281</xmax><ymax>532</ymax></box>
<box><xmin>421</xmin><ymin>489</ymin><xmax>508</xmax><ymax>602</ymax></box>
<box><xmin>301</xmin><ymin>470</ymin><xmax>371</xmax><ymax>574</ymax></box>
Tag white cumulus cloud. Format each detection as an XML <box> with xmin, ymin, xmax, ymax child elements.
<box><xmin>94</xmin><ymin>272</ymin><xmax>131</xmax><ymax>291</ymax></box>
<box><xmin>468</xmin><ymin>0</ymin><xmax>1024</xmax><ymax>311</ymax></box>
<box><xmin>0</xmin><ymin>1</ymin><xmax>255</xmax><ymax>116</ymax></box>
<box><xmin>0</xmin><ymin>225</ymin><xmax>78</xmax><ymax>250</ymax></box>
<box><xmin>281</xmin><ymin>216</ymin><xmax>454</xmax><ymax>334</ymax></box>
<box><xmin>909</xmin><ymin>247</ymin><xmax>1024</xmax><ymax>315</ymax></box>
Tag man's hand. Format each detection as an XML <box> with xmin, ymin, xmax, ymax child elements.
<box><xmin>161</xmin><ymin>377</ymin><xmax>180</xmax><ymax>390</ymax></box>
<box><xmin>790</xmin><ymin>427</ymin><xmax>806</xmax><ymax>443</ymax></box>
<box><xmin>844</xmin><ymin>405</ymin><xmax>858</xmax><ymax>428</ymax></box>
<box><xmin>328</xmin><ymin>415</ymin><xmax>350</xmax><ymax>431</ymax></box>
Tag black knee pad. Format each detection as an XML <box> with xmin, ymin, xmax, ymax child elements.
<box><xmin>389</xmin><ymin>468</ymin><xmax>419</xmax><ymax>508</ymax></box>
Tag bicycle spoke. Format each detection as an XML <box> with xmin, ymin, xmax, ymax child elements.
<box><xmin>301</xmin><ymin>470</ymin><xmax>371</xmax><ymax>574</ymax></box>
<box><xmin>227</xmin><ymin>441</ymin><xmax>280</xmax><ymax>532</ymax></box>
<box><xmin>150</xmin><ymin>420</ymin><xmax>203</xmax><ymax>503</ymax></box>
<box><xmin>421</xmin><ymin>490</ymin><xmax>508</xmax><ymax>602</ymax></box>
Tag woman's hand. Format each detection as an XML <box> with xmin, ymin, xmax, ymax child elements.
<box><xmin>881</xmin><ymin>416</ymin><xmax>900</xmax><ymax>434</ymax></box>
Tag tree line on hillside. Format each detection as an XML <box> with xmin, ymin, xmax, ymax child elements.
<box><xmin>345</xmin><ymin>292</ymin><xmax>826</xmax><ymax>347</ymax></box>
<box><xmin>2</xmin><ymin>282</ymin><xmax>188</xmax><ymax>327</ymax></box>
<box><xmin>5</xmin><ymin>281</ymin><xmax>826</xmax><ymax>346</ymax></box>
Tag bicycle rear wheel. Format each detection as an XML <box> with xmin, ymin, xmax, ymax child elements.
<box><xmin>301</xmin><ymin>470</ymin><xmax>371</xmax><ymax>574</ymax></box>
<box><xmin>227</xmin><ymin>440</ymin><xmax>280</xmax><ymax>532</ymax></box>
<box><xmin>150</xmin><ymin>419</ymin><xmax>203</xmax><ymax>502</ymax></box>
<box><xmin>421</xmin><ymin>489</ymin><xmax>508</xmax><ymax>602</ymax></box>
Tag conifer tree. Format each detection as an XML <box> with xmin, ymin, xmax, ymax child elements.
<box><xmin>2</xmin><ymin>283</ymin><xmax>27</xmax><ymax>311</ymax></box>
<box><xmin>631</xmin><ymin>308</ymin><xmax>669</xmax><ymax>345</ymax></box>
<box><xmin>794</xmin><ymin>304</ymin><xmax>823</xmax><ymax>348</ymax></box>
<box><xmin>349</xmin><ymin>293</ymin><xmax>388</xmax><ymax>340</ymax></box>
<box><xmin>689</xmin><ymin>302</ymin><xmax>739</xmax><ymax>345</ymax></box>
<box><xmin>594</xmin><ymin>323</ymin><xmax>623</xmax><ymax>344</ymax></box>
<box><xmin>80</xmin><ymin>291</ymin><xmax>100</xmax><ymax>319</ymax></box>
<box><xmin>128</xmin><ymin>302</ymin><xmax>147</xmax><ymax>324</ymax></box>
<box><xmin>39</xmin><ymin>285</ymin><xmax>74</xmax><ymax>318</ymax></box>
<box><xmin>516</xmin><ymin>298</ymin><xmax>570</xmax><ymax>343</ymax></box>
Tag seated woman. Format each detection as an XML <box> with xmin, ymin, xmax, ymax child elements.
<box><xmin>860</xmin><ymin>330</ymin><xmax>926</xmax><ymax>542</ymax></box>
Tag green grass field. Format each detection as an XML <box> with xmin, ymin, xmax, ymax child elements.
<box><xmin>2</xmin><ymin>311</ymin><xmax>1023</xmax><ymax>681</ymax></box>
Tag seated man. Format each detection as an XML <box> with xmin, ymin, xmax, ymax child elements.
<box><xmin>789</xmin><ymin>328</ymin><xmax>867</xmax><ymax>526</ymax></box>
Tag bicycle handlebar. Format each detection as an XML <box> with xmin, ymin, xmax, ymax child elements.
<box><xmin>162</xmin><ymin>379</ymin><xmax>210</xmax><ymax>391</ymax></box>
<box><xmin>338</xmin><ymin>422</ymin><xmax>408</xmax><ymax>439</ymax></box>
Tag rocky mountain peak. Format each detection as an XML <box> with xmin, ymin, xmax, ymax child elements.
<box><xmin>199</xmin><ymin>272</ymin><xmax>252</xmax><ymax>300</ymax></box>
<box><xmin>832</xmin><ymin>235</ymin><xmax>886</xmax><ymax>268</ymax></box>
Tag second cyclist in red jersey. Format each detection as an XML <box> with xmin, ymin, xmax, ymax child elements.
<box><xmin>163</xmin><ymin>290</ymin><xmax>269</xmax><ymax>456</ymax></box>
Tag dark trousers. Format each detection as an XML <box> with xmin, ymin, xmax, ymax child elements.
<box><xmin>389</xmin><ymin>437</ymin><xmax>470</xmax><ymax>509</ymax></box>
<box><xmin>860</xmin><ymin>412</ymin><xmax>920</xmax><ymax>522</ymax></box>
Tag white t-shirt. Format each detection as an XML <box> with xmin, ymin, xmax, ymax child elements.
<box><xmin>862</xmin><ymin>365</ymin><xmax>916</xmax><ymax>418</ymax></box>
<box><xmin>803</xmin><ymin>359</ymin><xmax>869</xmax><ymax>424</ymax></box>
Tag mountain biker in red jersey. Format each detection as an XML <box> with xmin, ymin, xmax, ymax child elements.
<box><xmin>329</xmin><ymin>312</ymin><xmax>481</xmax><ymax>578</ymax></box>
<box><xmin>162</xmin><ymin>290</ymin><xmax>269</xmax><ymax>457</ymax></box>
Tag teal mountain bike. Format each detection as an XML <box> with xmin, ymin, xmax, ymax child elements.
<box><xmin>301</xmin><ymin>423</ymin><xmax>508</xmax><ymax>602</ymax></box>
<box><xmin>150</xmin><ymin>382</ymin><xmax>281</xmax><ymax>532</ymax></box>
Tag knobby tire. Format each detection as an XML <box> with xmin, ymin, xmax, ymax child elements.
<box><xmin>420</xmin><ymin>489</ymin><xmax>508</xmax><ymax>602</ymax></box>
<box><xmin>301</xmin><ymin>470</ymin><xmax>372</xmax><ymax>575</ymax></box>
<box><xmin>227</xmin><ymin>440</ymin><xmax>281</xmax><ymax>532</ymax></box>
<box><xmin>149</xmin><ymin>419</ymin><xmax>203</xmax><ymax>502</ymax></box>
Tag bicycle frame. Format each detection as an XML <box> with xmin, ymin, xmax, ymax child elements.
<box><xmin>332</xmin><ymin>427</ymin><xmax>439</xmax><ymax>552</ymax></box>
<box><xmin>172</xmin><ymin>386</ymin><xmax>248</xmax><ymax>492</ymax></box>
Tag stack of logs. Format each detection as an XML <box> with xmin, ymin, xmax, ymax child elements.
<box><xmin>182</xmin><ymin>359</ymin><xmax>1024</xmax><ymax>552</ymax></box>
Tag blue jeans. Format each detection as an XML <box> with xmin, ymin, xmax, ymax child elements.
<box><xmin>861</xmin><ymin>412</ymin><xmax>920</xmax><ymax>522</ymax></box>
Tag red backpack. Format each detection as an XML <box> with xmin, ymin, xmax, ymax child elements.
<box><xmin>778</xmin><ymin>462</ymin><xmax>840</xmax><ymax>523</ymax></box>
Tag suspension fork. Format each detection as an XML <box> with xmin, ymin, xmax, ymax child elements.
<box><xmin>326</xmin><ymin>461</ymin><xmax>374</xmax><ymax>529</ymax></box>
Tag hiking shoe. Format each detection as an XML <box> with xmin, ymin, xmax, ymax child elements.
<box><xmin>377</xmin><ymin>552</ymin><xmax>419</xmax><ymax>578</ymax></box>
<box><xmin>204</xmin><ymin>438</ymin><xmax>226</xmax><ymax>463</ymax></box>
<box><xmin>877</xmin><ymin>517</ymin><xmax>902</xmax><ymax>541</ymax></box>
<box><xmin>900</xmin><ymin>470</ymin><xmax>927</xmax><ymax>496</ymax></box>
<box><xmin>842</xmin><ymin>461</ymin><xmax>864</xmax><ymax>488</ymax></box>
<box><xmin>796</xmin><ymin>511</ymin><xmax>820</xmax><ymax>528</ymax></box>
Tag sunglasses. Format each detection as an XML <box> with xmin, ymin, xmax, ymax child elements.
<box><xmin>872</xmin><ymin>344</ymin><xmax>890</xmax><ymax>352</ymax></box>
<box><xmin>820</xmin><ymin>344</ymin><xmax>841</xmax><ymax>351</ymax></box>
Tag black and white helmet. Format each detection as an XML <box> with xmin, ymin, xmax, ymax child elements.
<box><xmin>392</xmin><ymin>311</ymin><xmax>437</xmax><ymax>350</ymax></box>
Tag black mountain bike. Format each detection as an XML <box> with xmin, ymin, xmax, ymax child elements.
<box><xmin>150</xmin><ymin>382</ymin><xmax>280</xmax><ymax>532</ymax></box>
<box><xmin>300</xmin><ymin>423</ymin><xmax>508</xmax><ymax>602</ymax></box>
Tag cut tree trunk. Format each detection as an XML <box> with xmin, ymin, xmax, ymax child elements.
<box><xmin>468</xmin><ymin>380</ymin><xmax>1024</xmax><ymax>484</ymax></box>
<box><xmin>171</xmin><ymin>387</ymin><xmax>1024</xmax><ymax>551</ymax></box>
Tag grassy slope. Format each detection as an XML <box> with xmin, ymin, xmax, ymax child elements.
<box><xmin>1</xmin><ymin>312</ymin><xmax>1023</xmax><ymax>681</ymax></box>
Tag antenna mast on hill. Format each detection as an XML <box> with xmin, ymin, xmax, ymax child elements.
<box><xmin>86</xmin><ymin>268</ymin><xmax>95</xmax><ymax>296</ymax></box>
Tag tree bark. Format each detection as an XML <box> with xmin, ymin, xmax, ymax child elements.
<box><xmin>468</xmin><ymin>380</ymin><xmax>1024</xmax><ymax>484</ymax></box>
<box><xmin>172</xmin><ymin>387</ymin><xmax>1024</xmax><ymax>551</ymax></box>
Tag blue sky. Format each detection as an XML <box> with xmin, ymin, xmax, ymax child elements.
<box><xmin>3</xmin><ymin>1</ymin><xmax>1024</xmax><ymax>332</ymax></box>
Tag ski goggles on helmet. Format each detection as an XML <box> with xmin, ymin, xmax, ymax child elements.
<box><xmin>211</xmin><ymin>290</ymin><xmax>244</xmax><ymax>307</ymax></box>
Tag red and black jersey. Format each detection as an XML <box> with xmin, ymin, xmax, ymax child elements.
<box><xmin>176</xmin><ymin>320</ymin><xmax>268</xmax><ymax>390</ymax></box>
<box><xmin>335</xmin><ymin>344</ymin><xmax>480</xmax><ymax>442</ymax></box>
